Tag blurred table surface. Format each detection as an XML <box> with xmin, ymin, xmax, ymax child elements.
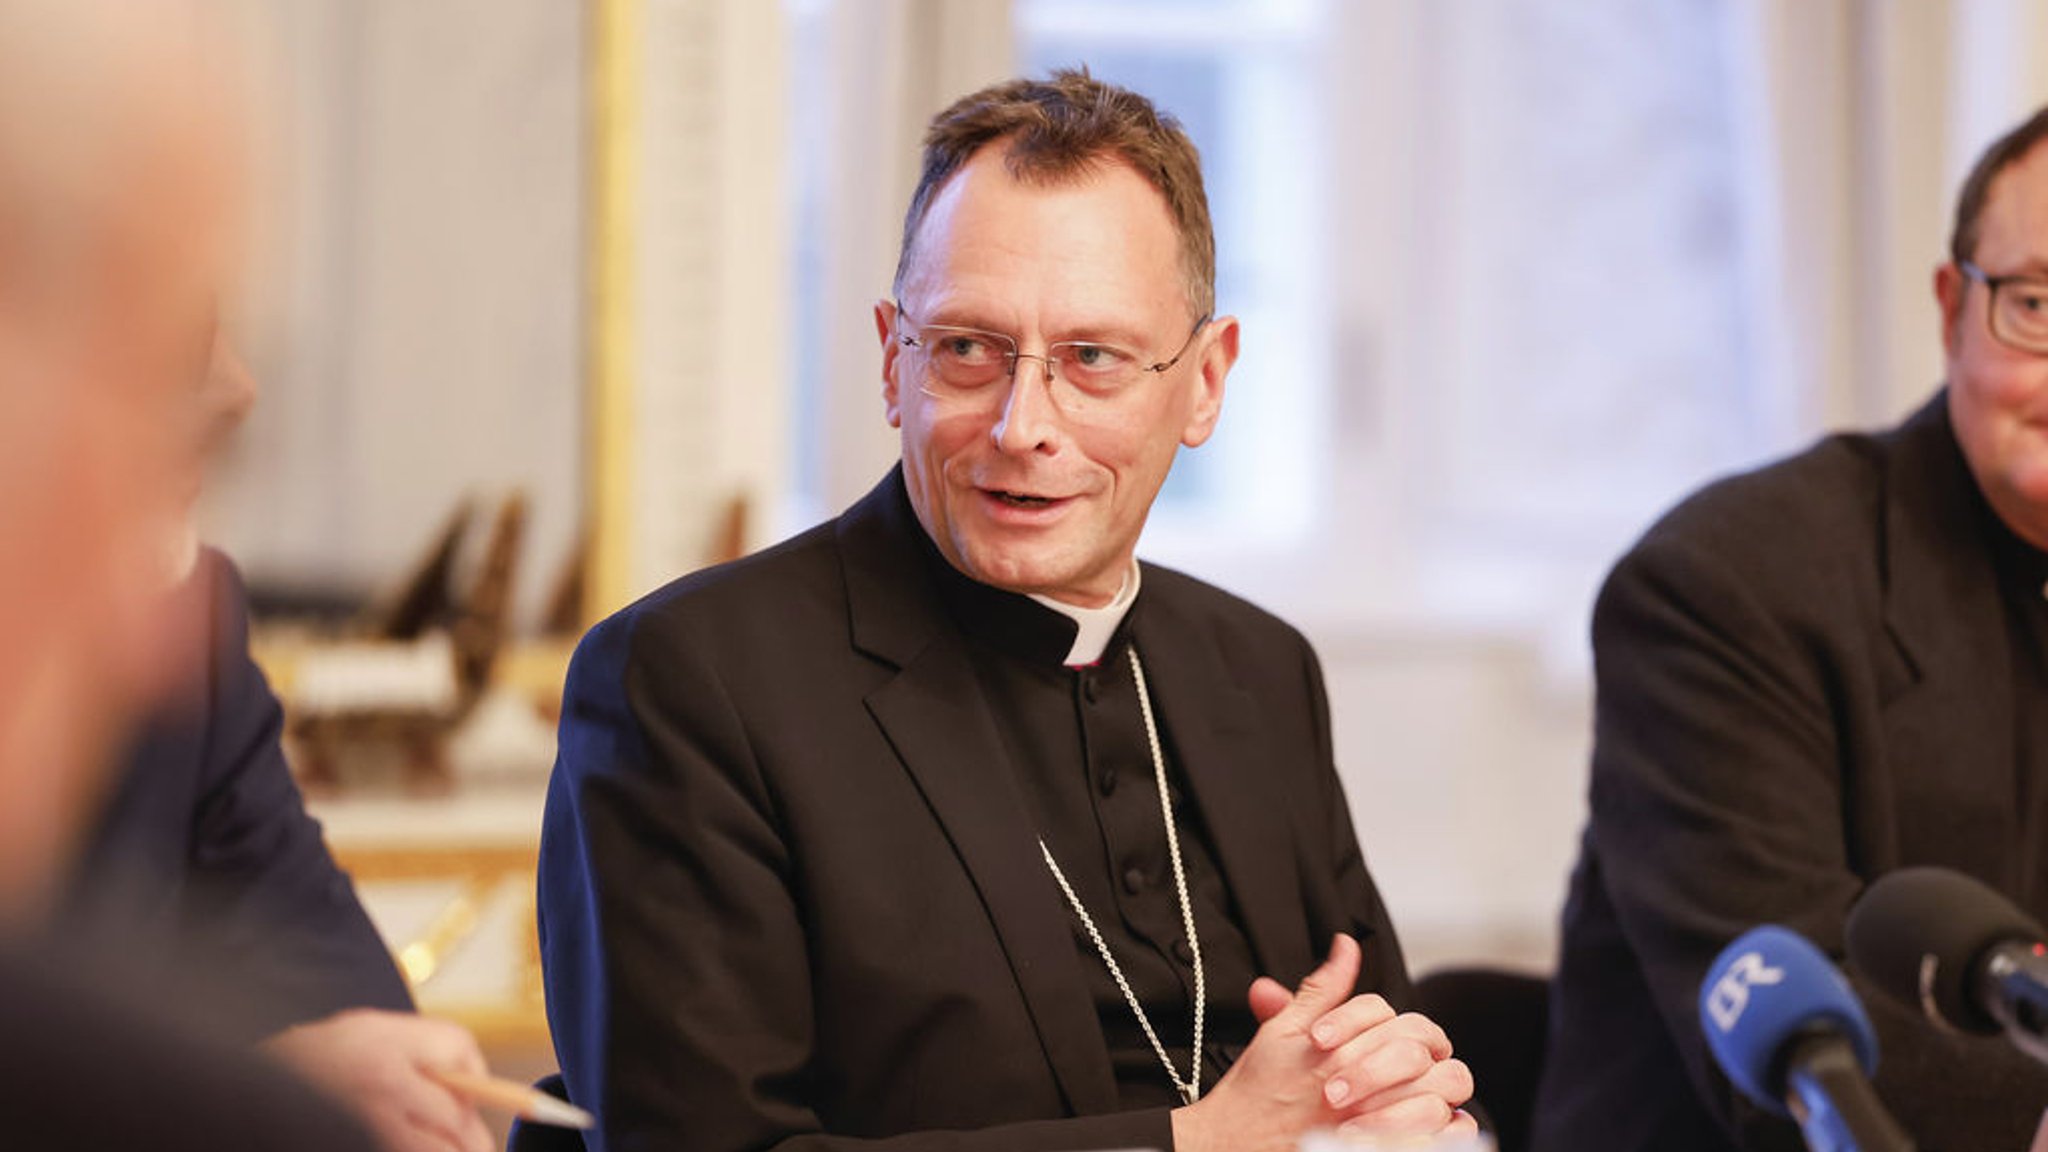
<box><xmin>311</xmin><ymin>779</ymin><xmax>552</xmax><ymax>1050</ymax></box>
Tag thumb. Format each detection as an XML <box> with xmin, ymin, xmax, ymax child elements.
<box><xmin>1287</xmin><ymin>934</ymin><xmax>1362</xmax><ymax>1021</ymax></box>
<box><xmin>1247</xmin><ymin>977</ymin><xmax>1292</xmax><ymax>1024</ymax></box>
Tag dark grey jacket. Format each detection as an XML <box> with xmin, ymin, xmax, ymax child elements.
<box><xmin>1536</xmin><ymin>393</ymin><xmax>2048</xmax><ymax>1152</ymax></box>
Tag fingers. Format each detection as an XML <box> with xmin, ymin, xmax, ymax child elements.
<box><xmin>1308</xmin><ymin>993</ymin><xmax>1395</xmax><ymax>1052</ymax></box>
<box><xmin>1244</xmin><ymin>935</ymin><xmax>1365</xmax><ymax>1034</ymax></box>
<box><xmin>1336</xmin><ymin>1094</ymin><xmax>1459</xmax><ymax>1141</ymax></box>
<box><xmin>301</xmin><ymin>1011</ymin><xmax>492</xmax><ymax>1152</ymax></box>
<box><xmin>1321</xmin><ymin>1010</ymin><xmax>1452</xmax><ymax>1073</ymax></box>
<box><xmin>380</xmin><ymin>1071</ymin><xmax>490</xmax><ymax>1152</ymax></box>
<box><xmin>377</xmin><ymin>1082</ymin><xmax>490</xmax><ymax>1152</ymax></box>
<box><xmin>367</xmin><ymin>1108</ymin><xmax>463</xmax><ymax>1152</ymax></box>
<box><xmin>395</xmin><ymin>1018</ymin><xmax>493</xmax><ymax>1152</ymax></box>
<box><xmin>342</xmin><ymin>1008</ymin><xmax>493</xmax><ymax>1147</ymax></box>
<box><xmin>1336</xmin><ymin>1084</ymin><xmax>1477</xmax><ymax>1143</ymax></box>
<box><xmin>1247</xmin><ymin>977</ymin><xmax>1293</xmax><ymax>1024</ymax></box>
<box><xmin>446</xmin><ymin>1100</ymin><xmax>495</xmax><ymax>1152</ymax></box>
<box><xmin>384</xmin><ymin>1095</ymin><xmax>491</xmax><ymax>1152</ymax></box>
<box><xmin>1285</xmin><ymin>934</ymin><xmax>1362</xmax><ymax>1023</ymax></box>
<box><xmin>1317</xmin><ymin>1015</ymin><xmax>1465</xmax><ymax>1120</ymax></box>
<box><xmin>1211</xmin><ymin>947</ymin><xmax>1469</xmax><ymax>1152</ymax></box>
<box><xmin>1320</xmin><ymin>1040</ymin><xmax>1428</xmax><ymax>1111</ymax></box>
<box><xmin>1344</xmin><ymin>1056</ymin><xmax>1474</xmax><ymax>1119</ymax></box>
<box><xmin>405</xmin><ymin>1015</ymin><xmax>490</xmax><ymax>1076</ymax></box>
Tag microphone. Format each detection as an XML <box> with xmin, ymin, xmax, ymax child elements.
<box><xmin>1845</xmin><ymin>866</ymin><xmax>2048</xmax><ymax>1066</ymax></box>
<box><xmin>1699</xmin><ymin>925</ymin><xmax>1914</xmax><ymax>1152</ymax></box>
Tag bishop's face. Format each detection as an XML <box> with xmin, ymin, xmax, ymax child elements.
<box><xmin>876</xmin><ymin>146</ymin><xmax>1237</xmax><ymax>608</ymax></box>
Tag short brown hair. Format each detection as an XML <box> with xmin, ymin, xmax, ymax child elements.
<box><xmin>894</xmin><ymin>68</ymin><xmax>1215</xmax><ymax>317</ymax></box>
<box><xmin>1950</xmin><ymin>104</ymin><xmax>2048</xmax><ymax>266</ymax></box>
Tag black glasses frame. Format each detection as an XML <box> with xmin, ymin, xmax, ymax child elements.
<box><xmin>1959</xmin><ymin>260</ymin><xmax>2048</xmax><ymax>355</ymax></box>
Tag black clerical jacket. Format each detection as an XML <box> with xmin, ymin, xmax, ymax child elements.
<box><xmin>539</xmin><ymin>468</ymin><xmax>1411</xmax><ymax>1152</ymax></box>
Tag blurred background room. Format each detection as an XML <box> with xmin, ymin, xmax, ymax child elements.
<box><xmin>198</xmin><ymin>0</ymin><xmax>2048</xmax><ymax>1095</ymax></box>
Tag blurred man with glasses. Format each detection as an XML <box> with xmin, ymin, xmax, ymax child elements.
<box><xmin>0</xmin><ymin>3</ymin><xmax>382</xmax><ymax>1147</ymax></box>
<box><xmin>0</xmin><ymin>6</ymin><xmax>495</xmax><ymax>1149</ymax></box>
<box><xmin>541</xmin><ymin>70</ymin><xmax>1475</xmax><ymax>1152</ymax></box>
<box><xmin>1537</xmin><ymin>106</ymin><xmax>2048</xmax><ymax>1152</ymax></box>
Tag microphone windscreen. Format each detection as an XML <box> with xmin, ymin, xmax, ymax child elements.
<box><xmin>1699</xmin><ymin>925</ymin><xmax>1879</xmax><ymax>1116</ymax></box>
<box><xmin>1845</xmin><ymin>866</ymin><xmax>2046</xmax><ymax>1034</ymax></box>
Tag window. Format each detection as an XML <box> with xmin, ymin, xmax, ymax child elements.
<box><xmin>1019</xmin><ymin>0</ymin><xmax>1331</xmax><ymax>549</ymax></box>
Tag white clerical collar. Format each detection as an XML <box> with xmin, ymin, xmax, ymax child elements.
<box><xmin>1029</xmin><ymin>563</ymin><xmax>1141</xmax><ymax>667</ymax></box>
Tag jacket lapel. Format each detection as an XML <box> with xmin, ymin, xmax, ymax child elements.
<box><xmin>1877</xmin><ymin>394</ymin><xmax>2019</xmax><ymax>885</ymax></box>
<box><xmin>837</xmin><ymin>473</ymin><xmax>1121</xmax><ymax>1116</ymax></box>
<box><xmin>1132</xmin><ymin>585</ymin><xmax>1314</xmax><ymax>983</ymax></box>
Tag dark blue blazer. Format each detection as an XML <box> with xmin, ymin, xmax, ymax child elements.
<box><xmin>0</xmin><ymin>943</ymin><xmax>377</xmax><ymax>1151</ymax></box>
<box><xmin>54</xmin><ymin>549</ymin><xmax>410</xmax><ymax>1041</ymax></box>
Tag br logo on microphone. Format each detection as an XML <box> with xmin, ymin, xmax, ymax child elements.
<box><xmin>1706</xmin><ymin>950</ymin><xmax>1786</xmax><ymax>1032</ymax></box>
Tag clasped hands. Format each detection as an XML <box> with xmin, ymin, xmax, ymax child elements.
<box><xmin>1172</xmin><ymin>934</ymin><xmax>1476</xmax><ymax>1152</ymax></box>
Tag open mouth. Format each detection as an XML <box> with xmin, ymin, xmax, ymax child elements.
<box><xmin>990</xmin><ymin>489</ymin><xmax>1058</xmax><ymax>507</ymax></box>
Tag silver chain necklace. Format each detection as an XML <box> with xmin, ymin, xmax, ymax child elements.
<box><xmin>1037</xmin><ymin>645</ymin><xmax>1207</xmax><ymax>1106</ymax></box>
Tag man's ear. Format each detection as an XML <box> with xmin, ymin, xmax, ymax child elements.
<box><xmin>1181</xmin><ymin>316</ymin><xmax>1238</xmax><ymax>449</ymax></box>
<box><xmin>875</xmin><ymin>299</ymin><xmax>903</xmax><ymax>428</ymax></box>
<box><xmin>1935</xmin><ymin>262</ymin><xmax>1968</xmax><ymax>359</ymax></box>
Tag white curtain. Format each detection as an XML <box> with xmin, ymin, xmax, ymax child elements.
<box><xmin>1722</xmin><ymin>0</ymin><xmax>2048</xmax><ymax>438</ymax></box>
<box><xmin>207</xmin><ymin>0</ymin><xmax>586</xmax><ymax>621</ymax></box>
<box><xmin>795</xmin><ymin>0</ymin><xmax>1014</xmax><ymax>527</ymax></box>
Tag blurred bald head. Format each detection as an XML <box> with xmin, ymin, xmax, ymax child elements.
<box><xmin>0</xmin><ymin>0</ymin><xmax>244</xmax><ymax>917</ymax></box>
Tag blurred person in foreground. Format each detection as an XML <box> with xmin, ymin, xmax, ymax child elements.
<box><xmin>0</xmin><ymin>4</ymin><xmax>490</xmax><ymax>1151</ymax></box>
<box><xmin>44</xmin><ymin>325</ymin><xmax>495</xmax><ymax>1152</ymax></box>
<box><xmin>0</xmin><ymin>2</ymin><xmax>372</xmax><ymax>1147</ymax></box>
<box><xmin>542</xmin><ymin>70</ymin><xmax>1474</xmax><ymax>1152</ymax></box>
<box><xmin>1535</xmin><ymin>105</ymin><xmax>2048</xmax><ymax>1151</ymax></box>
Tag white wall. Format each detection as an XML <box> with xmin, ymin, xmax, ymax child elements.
<box><xmin>208</xmin><ymin>0</ymin><xmax>586</xmax><ymax>623</ymax></box>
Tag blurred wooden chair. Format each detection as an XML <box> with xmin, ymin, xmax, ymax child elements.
<box><xmin>289</xmin><ymin>492</ymin><xmax>528</xmax><ymax>792</ymax></box>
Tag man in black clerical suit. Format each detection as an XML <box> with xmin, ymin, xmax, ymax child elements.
<box><xmin>540</xmin><ymin>71</ymin><xmax>1475</xmax><ymax>1152</ymax></box>
<box><xmin>1534</xmin><ymin>106</ymin><xmax>2048</xmax><ymax>1152</ymax></box>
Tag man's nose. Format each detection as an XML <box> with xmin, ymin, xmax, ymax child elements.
<box><xmin>991</xmin><ymin>354</ymin><xmax>1059</xmax><ymax>454</ymax></box>
<box><xmin>207</xmin><ymin>341</ymin><xmax>258</xmax><ymax>424</ymax></box>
